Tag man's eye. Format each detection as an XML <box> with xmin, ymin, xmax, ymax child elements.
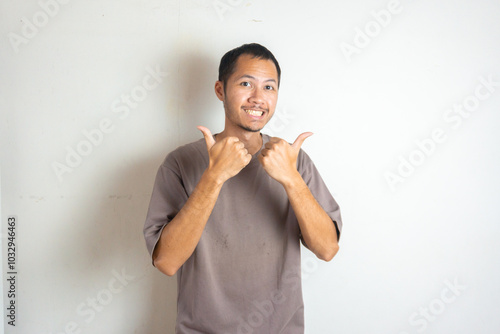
<box><xmin>241</xmin><ymin>82</ymin><xmax>250</xmax><ymax>87</ymax></box>
<box><xmin>265</xmin><ymin>85</ymin><xmax>274</xmax><ymax>90</ymax></box>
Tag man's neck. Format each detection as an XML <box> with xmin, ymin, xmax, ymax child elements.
<box><xmin>215</xmin><ymin>128</ymin><xmax>263</xmax><ymax>155</ymax></box>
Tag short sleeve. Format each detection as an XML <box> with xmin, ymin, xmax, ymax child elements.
<box><xmin>297</xmin><ymin>149</ymin><xmax>342</xmax><ymax>243</ymax></box>
<box><xmin>143</xmin><ymin>155</ymin><xmax>189</xmax><ymax>264</ymax></box>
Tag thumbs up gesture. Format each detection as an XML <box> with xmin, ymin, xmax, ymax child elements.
<box><xmin>197</xmin><ymin>126</ymin><xmax>252</xmax><ymax>184</ymax></box>
<box><xmin>258</xmin><ymin>132</ymin><xmax>313</xmax><ymax>185</ymax></box>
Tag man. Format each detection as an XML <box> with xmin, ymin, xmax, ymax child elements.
<box><xmin>143</xmin><ymin>43</ymin><xmax>342</xmax><ymax>333</ymax></box>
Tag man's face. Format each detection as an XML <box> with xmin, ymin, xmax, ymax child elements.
<box><xmin>215</xmin><ymin>54</ymin><xmax>279</xmax><ymax>133</ymax></box>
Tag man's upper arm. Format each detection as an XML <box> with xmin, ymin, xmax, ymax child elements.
<box><xmin>143</xmin><ymin>155</ymin><xmax>189</xmax><ymax>264</ymax></box>
<box><xmin>297</xmin><ymin>149</ymin><xmax>343</xmax><ymax>242</ymax></box>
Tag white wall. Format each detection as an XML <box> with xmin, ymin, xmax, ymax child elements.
<box><xmin>1</xmin><ymin>0</ymin><xmax>499</xmax><ymax>333</ymax></box>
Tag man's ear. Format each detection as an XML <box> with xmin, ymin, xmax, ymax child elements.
<box><xmin>214</xmin><ymin>81</ymin><xmax>225</xmax><ymax>101</ymax></box>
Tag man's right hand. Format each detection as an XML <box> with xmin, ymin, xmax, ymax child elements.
<box><xmin>197</xmin><ymin>126</ymin><xmax>252</xmax><ymax>184</ymax></box>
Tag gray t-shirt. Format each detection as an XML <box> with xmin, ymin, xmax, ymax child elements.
<box><xmin>143</xmin><ymin>134</ymin><xmax>342</xmax><ymax>334</ymax></box>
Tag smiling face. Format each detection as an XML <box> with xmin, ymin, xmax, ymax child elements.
<box><xmin>215</xmin><ymin>54</ymin><xmax>279</xmax><ymax>133</ymax></box>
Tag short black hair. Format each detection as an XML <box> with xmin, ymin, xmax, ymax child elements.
<box><xmin>218</xmin><ymin>43</ymin><xmax>281</xmax><ymax>90</ymax></box>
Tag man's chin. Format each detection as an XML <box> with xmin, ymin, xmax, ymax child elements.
<box><xmin>239</xmin><ymin>124</ymin><xmax>262</xmax><ymax>133</ymax></box>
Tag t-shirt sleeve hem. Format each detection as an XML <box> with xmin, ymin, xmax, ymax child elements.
<box><xmin>149</xmin><ymin>222</ymin><xmax>168</xmax><ymax>267</ymax></box>
<box><xmin>333</xmin><ymin>219</ymin><xmax>341</xmax><ymax>242</ymax></box>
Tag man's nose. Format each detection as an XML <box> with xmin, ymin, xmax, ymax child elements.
<box><xmin>248</xmin><ymin>88</ymin><xmax>264</xmax><ymax>105</ymax></box>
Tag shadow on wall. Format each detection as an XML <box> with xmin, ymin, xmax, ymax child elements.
<box><xmin>101</xmin><ymin>156</ymin><xmax>180</xmax><ymax>334</ymax></box>
<box><xmin>52</xmin><ymin>154</ymin><xmax>178</xmax><ymax>333</ymax></box>
<box><xmin>120</xmin><ymin>49</ymin><xmax>220</xmax><ymax>332</ymax></box>
<box><xmin>133</xmin><ymin>48</ymin><xmax>221</xmax><ymax>332</ymax></box>
<box><xmin>132</xmin><ymin>49</ymin><xmax>221</xmax><ymax>332</ymax></box>
<box><xmin>175</xmin><ymin>48</ymin><xmax>225</xmax><ymax>141</ymax></box>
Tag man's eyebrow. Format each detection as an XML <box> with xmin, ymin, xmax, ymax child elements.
<box><xmin>238</xmin><ymin>74</ymin><xmax>277</xmax><ymax>83</ymax></box>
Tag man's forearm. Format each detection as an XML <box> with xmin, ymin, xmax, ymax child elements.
<box><xmin>283</xmin><ymin>171</ymin><xmax>339</xmax><ymax>262</ymax></box>
<box><xmin>153</xmin><ymin>170</ymin><xmax>223</xmax><ymax>276</ymax></box>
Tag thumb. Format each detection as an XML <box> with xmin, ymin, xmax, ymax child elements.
<box><xmin>197</xmin><ymin>126</ymin><xmax>216</xmax><ymax>151</ymax></box>
<box><xmin>291</xmin><ymin>132</ymin><xmax>313</xmax><ymax>151</ymax></box>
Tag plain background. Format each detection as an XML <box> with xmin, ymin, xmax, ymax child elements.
<box><xmin>1</xmin><ymin>0</ymin><xmax>500</xmax><ymax>333</ymax></box>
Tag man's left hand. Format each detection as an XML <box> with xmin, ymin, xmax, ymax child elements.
<box><xmin>258</xmin><ymin>132</ymin><xmax>313</xmax><ymax>185</ymax></box>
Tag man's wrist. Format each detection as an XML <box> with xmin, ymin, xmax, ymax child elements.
<box><xmin>281</xmin><ymin>170</ymin><xmax>306</xmax><ymax>193</ymax></box>
<box><xmin>201</xmin><ymin>168</ymin><xmax>226</xmax><ymax>189</ymax></box>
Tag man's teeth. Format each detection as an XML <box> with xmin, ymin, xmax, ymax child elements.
<box><xmin>245</xmin><ymin>109</ymin><xmax>264</xmax><ymax>116</ymax></box>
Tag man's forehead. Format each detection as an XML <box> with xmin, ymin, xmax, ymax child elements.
<box><xmin>231</xmin><ymin>54</ymin><xmax>278</xmax><ymax>81</ymax></box>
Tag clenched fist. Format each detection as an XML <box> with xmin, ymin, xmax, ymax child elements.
<box><xmin>258</xmin><ymin>132</ymin><xmax>313</xmax><ymax>185</ymax></box>
<box><xmin>198</xmin><ymin>126</ymin><xmax>252</xmax><ymax>184</ymax></box>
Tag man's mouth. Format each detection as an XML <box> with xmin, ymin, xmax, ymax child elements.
<box><xmin>244</xmin><ymin>109</ymin><xmax>265</xmax><ymax>117</ymax></box>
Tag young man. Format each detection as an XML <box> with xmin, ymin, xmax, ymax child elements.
<box><xmin>143</xmin><ymin>43</ymin><xmax>342</xmax><ymax>333</ymax></box>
